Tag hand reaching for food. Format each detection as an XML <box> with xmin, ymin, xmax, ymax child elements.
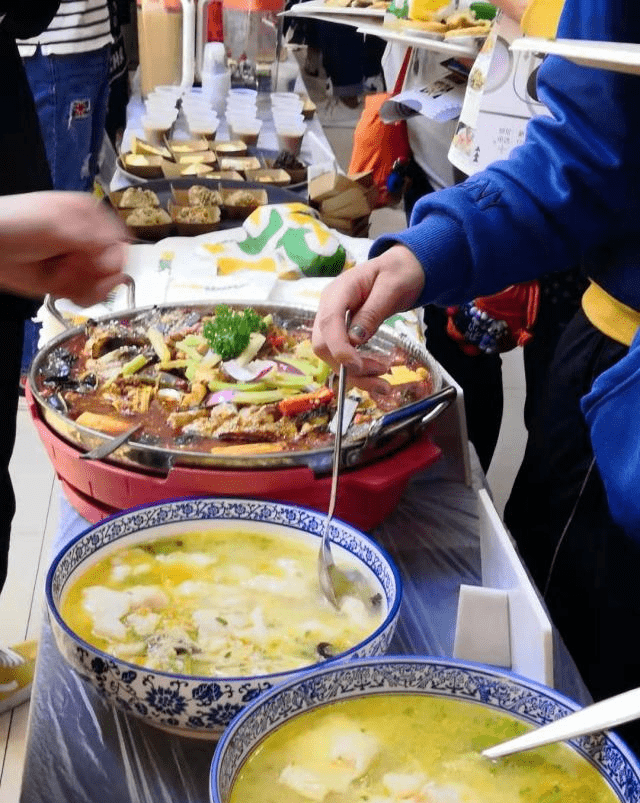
<box><xmin>0</xmin><ymin>191</ymin><xmax>128</xmax><ymax>306</ymax></box>
<box><xmin>311</xmin><ymin>244</ymin><xmax>425</xmax><ymax>393</ymax></box>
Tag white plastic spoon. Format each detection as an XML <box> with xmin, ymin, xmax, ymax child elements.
<box><xmin>482</xmin><ymin>686</ymin><xmax>640</xmax><ymax>760</ymax></box>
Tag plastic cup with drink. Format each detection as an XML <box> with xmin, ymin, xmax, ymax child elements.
<box><xmin>274</xmin><ymin>120</ymin><xmax>306</xmax><ymax>157</ymax></box>
<box><xmin>142</xmin><ymin>113</ymin><xmax>177</xmax><ymax>146</ymax></box>
<box><xmin>226</xmin><ymin>115</ymin><xmax>262</xmax><ymax>146</ymax></box>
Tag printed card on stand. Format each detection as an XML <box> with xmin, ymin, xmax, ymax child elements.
<box><xmin>448</xmin><ymin>13</ymin><xmax>551</xmax><ymax>175</ymax></box>
<box><xmin>380</xmin><ymin>68</ymin><xmax>467</xmax><ymax>123</ymax></box>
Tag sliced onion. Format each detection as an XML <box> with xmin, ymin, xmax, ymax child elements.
<box><xmin>205</xmin><ymin>389</ymin><xmax>236</xmax><ymax>406</ymax></box>
<box><xmin>223</xmin><ymin>359</ymin><xmax>276</xmax><ymax>383</ymax></box>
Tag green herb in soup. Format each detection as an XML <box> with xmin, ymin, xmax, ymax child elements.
<box><xmin>230</xmin><ymin>695</ymin><xmax>617</xmax><ymax>803</ymax></box>
<box><xmin>61</xmin><ymin>529</ymin><xmax>383</xmax><ymax>676</ymax></box>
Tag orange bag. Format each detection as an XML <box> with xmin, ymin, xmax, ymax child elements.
<box><xmin>348</xmin><ymin>49</ymin><xmax>412</xmax><ymax>208</ymax></box>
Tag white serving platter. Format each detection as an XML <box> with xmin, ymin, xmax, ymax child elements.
<box><xmin>356</xmin><ymin>20</ymin><xmax>479</xmax><ymax>57</ymax></box>
<box><xmin>283</xmin><ymin>2</ymin><xmax>482</xmax><ymax>56</ymax></box>
<box><xmin>283</xmin><ymin>0</ymin><xmax>386</xmax><ymax>18</ymax></box>
<box><xmin>511</xmin><ymin>37</ymin><xmax>640</xmax><ymax>75</ymax></box>
<box><xmin>282</xmin><ymin>9</ymin><xmax>374</xmax><ymax>29</ymax></box>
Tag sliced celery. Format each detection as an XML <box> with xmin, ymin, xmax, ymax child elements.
<box><xmin>265</xmin><ymin>372</ymin><xmax>316</xmax><ymax>389</ymax></box>
<box><xmin>315</xmin><ymin>360</ymin><xmax>331</xmax><ymax>384</ymax></box>
<box><xmin>293</xmin><ymin>340</ymin><xmax>332</xmax><ymax>382</ymax></box>
<box><xmin>158</xmin><ymin>359</ymin><xmax>190</xmax><ymax>370</ymax></box>
<box><xmin>185</xmin><ymin>360</ymin><xmax>198</xmax><ymax>383</ymax></box>
<box><xmin>175</xmin><ymin>342</ymin><xmax>205</xmax><ymax>362</ymax></box>
<box><xmin>180</xmin><ymin>334</ymin><xmax>208</xmax><ymax>348</ymax></box>
<box><xmin>121</xmin><ymin>354</ymin><xmax>149</xmax><ymax>376</ymax></box>
<box><xmin>233</xmin><ymin>389</ymin><xmax>286</xmax><ymax>405</ymax></box>
<box><xmin>207</xmin><ymin>380</ymin><xmax>269</xmax><ymax>392</ymax></box>
<box><xmin>275</xmin><ymin>355</ymin><xmax>318</xmax><ymax>376</ymax></box>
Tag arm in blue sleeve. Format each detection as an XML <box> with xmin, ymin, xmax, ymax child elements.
<box><xmin>370</xmin><ymin>0</ymin><xmax>640</xmax><ymax>308</ymax></box>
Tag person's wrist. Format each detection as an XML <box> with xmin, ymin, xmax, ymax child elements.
<box><xmin>383</xmin><ymin>244</ymin><xmax>425</xmax><ymax>305</ymax></box>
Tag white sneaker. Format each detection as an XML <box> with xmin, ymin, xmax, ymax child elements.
<box><xmin>317</xmin><ymin>97</ymin><xmax>363</xmax><ymax>128</ymax></box>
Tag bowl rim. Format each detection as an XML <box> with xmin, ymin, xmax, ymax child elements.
<box><xmin>210</xmin><ymin>654</ymin><xmax>640</xmax><ymax>803</ymax></box>
<box><xmin>45</xmin><ymin>494</ymin><xmax>403</xmax><ymax>684</ymax></box>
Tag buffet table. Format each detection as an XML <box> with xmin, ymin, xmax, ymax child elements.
<box><xmin>18</xmin><ymin>447</ymin><xmax>591</xmax><ymax>803</ymax></box>
<box><xmin>20</xmin><ymin>54</ymin><xmax>592</xmax><ymax>799</ymax></box>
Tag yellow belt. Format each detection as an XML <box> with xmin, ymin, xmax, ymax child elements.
<box><xmin>582</xmin><ymin>281</ymin><xmax>640</xmax><ymax>346</ymax></box>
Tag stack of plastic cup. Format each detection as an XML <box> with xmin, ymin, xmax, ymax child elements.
<box><xmin>178</xmin><ymin>89</ymin><xmax>219</xmax><ymax>140</ymax></box>
<box><xmin>270</xmin><ymin>92</ymin><xmax>304</xmax><ymax>116</ymax></box>
<box><xmin>187</xmin><ymin>111</ymin><xmax>220</xmax><ymax>140</ymax></box>
<box><xmin>201</xmin><ymin>42</ymin><xmax>231</xmax><ymax>117</ymax></box>
<box><xmin>271</xmin><ymin>95</ymin><xmax>306</xmax><ymax>156</ymax></box>
<box><xmin>225</xmin><ymin>88</ymin><xmax>257</xmax><ymax>116</ymax></box>
<box><xmin>142</xmin><ymin>87</ymin><xmax>181</xmax><ymax>144</ymax></box>
<box><xmin>225</xmin><ymin>88</ymin><xmax>261</xmax><ymax>145</ymax></box>
<box><xmin>226</xmin><ymin>114</ymin><xmax>262</xmax><ymax>146</ymax></box>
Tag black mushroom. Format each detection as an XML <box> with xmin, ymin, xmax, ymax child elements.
<box><xmin>316</xmin><ymin>642</ymin><xmax>336</xmax><ymax>660</ymax></box>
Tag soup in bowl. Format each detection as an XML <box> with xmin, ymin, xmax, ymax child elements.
<box><xmin>46</xmin><ymin>497</ymin><xmax>401</xmax><ymax>738</ymax></box>
<box><xmin>211</xmin><ymin>656</ymin><xmax>640</xmax><ymax>803</ymax></box>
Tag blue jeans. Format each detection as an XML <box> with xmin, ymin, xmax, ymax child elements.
<box><xmin>23</xmin><ymin>46</ymin><xmax>111</xmax><ymax>191</ymax></box>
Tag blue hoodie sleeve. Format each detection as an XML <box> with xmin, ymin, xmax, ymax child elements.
<box><xmin>370</xmin><ymin>0</ymin><xmax>640</xmax><ymax>308</ymax></box>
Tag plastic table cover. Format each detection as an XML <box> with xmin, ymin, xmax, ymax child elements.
<box><xmin>18</xmin><ymin>451</ymin><xmax>590</xmax><ymax>803</ymax></box>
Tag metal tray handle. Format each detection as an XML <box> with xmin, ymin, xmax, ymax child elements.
<box><xmin>44</xmin><ymin>275</ymin><xmax>137</xmax><ymax>330</ymax></box>
<box><xmin>366</xmin><ymin>384</ymin><xmax>457</xmax><ymax>442</ymax></box>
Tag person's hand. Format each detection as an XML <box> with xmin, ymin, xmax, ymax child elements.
<box><xmin>312</xmin><ymin>244</ymin><xmax>425</xmax><ymax>391</ymax></box>
<box><xmin>0</xmin><ymin>191</ymin><xmax>129</xmax><ymax>306</ymax></box>
<box><xmin>492</xmin><ymin>0</ymin><xmax>528</xmax><ymax>24</ymax></box>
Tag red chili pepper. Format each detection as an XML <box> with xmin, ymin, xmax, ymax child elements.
<box><xmin>278</xmin><ymin>387</ymin><xmax>334</xmax><ymax>417</ymax></box>
<box><xmin>267</xmin><ymin>332</ymin><xmax>287</xmax><ymax>350</ymax></box>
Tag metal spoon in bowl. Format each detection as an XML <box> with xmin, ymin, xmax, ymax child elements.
<box><xmin>482</xmin><ymin>685</ymin><xmax>640</xmax><ymax>760</ymax></box>
<box><xmin>317</xmin><ymin>356</ymin><xmax>348</xmax><ymax>610</ymax></box>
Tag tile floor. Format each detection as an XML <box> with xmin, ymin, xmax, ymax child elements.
<box><xmin>0</xmin><ymin>54</ymin><xmax>528</xmax><ymax>798</ymax></box>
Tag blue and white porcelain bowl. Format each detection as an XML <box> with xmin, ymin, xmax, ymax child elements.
<box><xmin>46</xmin><ymin>497</ymin><xmax>402</xmax><ymax>738</ymax></box>
<box><xmin>211</xmin><ymin>656</ymin><xmax>640</xmax><ymax>803</ymax></box>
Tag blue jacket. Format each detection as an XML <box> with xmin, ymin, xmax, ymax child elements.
<box><xmin>582</xmin><ymin>328</ymin><xmax>640</xmax><ymax>534</ymax></box>
<box><xmin>371</xmin><ymin>0</ymin><xmax>640</xmax><ymax>311</ymax></box>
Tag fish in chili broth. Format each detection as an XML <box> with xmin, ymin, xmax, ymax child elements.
<box><xmin>35</xmin><ymin>305</ymin><xmax>433</xmax><ymax>456</ymax></box>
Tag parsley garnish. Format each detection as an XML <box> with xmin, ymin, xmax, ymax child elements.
<box><xmin>203</xmin><ymin>305</ymin><xmax>267</xmax><ymax>361</ymax></box>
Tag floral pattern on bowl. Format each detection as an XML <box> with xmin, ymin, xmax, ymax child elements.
<box><xmin>212</xmin><ymin>656</ymin><xmax>640</xmax><ymax>803</ymax></box>
<box><xmin>46</xmin><ymin>497</ymin><xmax>402</xmax><ymax>738</ymax></box>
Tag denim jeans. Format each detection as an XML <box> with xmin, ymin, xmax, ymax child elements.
<box><xmin>23</xmin><ymin>45</ymin><xmax>111</xmax><ymax>191</ymax></box>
